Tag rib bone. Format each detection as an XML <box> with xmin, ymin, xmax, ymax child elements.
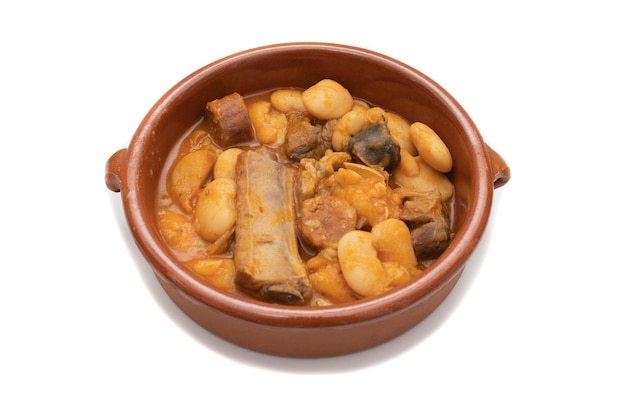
<box><xmin>234</xmin><ymin>151</ymin><xmax>312</xmax><ymax>305</ymax></box>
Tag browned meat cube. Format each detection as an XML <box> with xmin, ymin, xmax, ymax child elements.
<box><xmin>285</xmin><ymin>113</ymin><xmax>332</xmax><ymax>161</ymax></box>
<box><xmin>400</xmin><ymin>190</ymin><xmax>453</xmax><ymax>260</ymax></box>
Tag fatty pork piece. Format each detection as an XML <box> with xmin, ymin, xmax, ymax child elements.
<box><xmin>285</xmin><ymin>113</ymin><xmax>333</xmax><ymax>161</ymax></box>
<box><xmin>205</xmin><ymin>92</ymin><xmax>254</xmax><ymax>148</ymax></box>
<box><xmin>346</xmin><ymin>122</ymin><xmax>401</xmax><ymax>172</ymax></box>
<box><xmin>399</xmin><ymin>189</ymin><xmax>453</xmax><ymax>259</ymax></box>
<box><xmin>234</xmin><ymin>150</ymin><xmax>313</xmax><ymax>305</ymax></box>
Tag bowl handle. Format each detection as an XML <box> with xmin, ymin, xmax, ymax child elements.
<box><xmin>105</xmin><ymin>148</ymin><xmax>128</xmax><ymax>192</ymax></box>
<box><xmin>103</xmin><ymin>145</ymin><xmax>510</xmax><ymax>191</ymax></box>
<box><xmin>485</xmin><ymin>144</ymin><xmax>510</xmax><ymax>189</ymax></box>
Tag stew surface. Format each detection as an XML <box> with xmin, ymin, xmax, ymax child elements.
<box><xmin>156</xmin><ymin>80</ymin><xmax>455</xmax><ymax>306</ymax></box>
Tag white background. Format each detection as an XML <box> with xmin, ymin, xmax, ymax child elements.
<box><xmin>2</xmin><ymin>1</ymin><xmax>624</xmax><ymax>415</ymax></box>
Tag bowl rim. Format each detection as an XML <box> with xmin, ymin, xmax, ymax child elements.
<box><xmin>123</xmin><ymin>42</ymin><xmax>493</xmax><ymax>328</ymax></box>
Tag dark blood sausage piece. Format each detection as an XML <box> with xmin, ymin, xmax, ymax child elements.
<box><xmin>205</xmin><ymin>92</ymin><xmax>254</xmax><ymax>148</ymax></box>
<box><xmin>346</xmin><ymin>122</ymin><xmax>401</xmax><ymax>172</ymax></box>
<box><xmin>299</xmin><ymin>195</ymin><xmax>357</xmax><ymax>249</ymax></box>
<box><xmin>234</xmin><ymin>151</ymin><xmax>312</xmax><ymax>305</ymax></box>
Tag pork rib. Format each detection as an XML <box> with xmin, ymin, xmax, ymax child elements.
<box><xmin>234</xmin><ymin>151</ymin><xmax>312</xmax><ymax>305</ymax></box>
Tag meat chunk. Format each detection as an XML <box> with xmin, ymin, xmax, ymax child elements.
<box><xmin>205</xmin><ymin>93</ymin><xmax>254</xmax><ymax>148</ymax></box>
<box><xmin>410</xmin><ymin>222</ymin><xmax>451</xmax><ymax>260</ymax></box>
<box><xmin>234</xmin><ymin>151</ymin><xmax>312</xmax><ymax>305</ymax></box>
<box><xmin>399</xmin><ymin>189</ymin><xmax>453</xmax><ymax>259</ymax></box>
<box><xmin>346</xmin><ymin>122</ymin><xmax>401</xmax><ymax>172</ymax></box>
<box><xmin>295</xmin><ymin>150</ymin><xmax>352</xmax><ymax>203</ymax></box>
<box><xmin>285</xmin><ymin>113</ymin><xmax>332</xmax><ymax>161</ymax></box>
<box><xmin>299</xmin><ymin>195</ymin><xmax>357</xmax><ymax>249</ymax></box>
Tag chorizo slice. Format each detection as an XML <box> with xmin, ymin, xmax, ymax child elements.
<box><xmin>234</xmin><ymin>151</ymin><xmax>312</xmax><ymax>305</ymax></box>
<box><xmin>205</xmin><ymin>92</ymin><xmax>254</xmax><ymax>148</ymax></box>
<box><xmin>299</xmin><ymin>195</ymin><xmax>357</xmax><ymax>249</ymax></box>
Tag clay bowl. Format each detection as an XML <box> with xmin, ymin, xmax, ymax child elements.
<box><xmin>105</xmin><ymin>42</ymin><xmax>510</xmax><ymax>358</ymax></box>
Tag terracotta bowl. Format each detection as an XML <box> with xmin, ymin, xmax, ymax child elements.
<box><xmin>105</xmin><ymin>42</ymin><xmax>510</xmax><ymax>358</ymax></box>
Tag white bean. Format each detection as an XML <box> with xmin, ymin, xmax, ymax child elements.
<box><xmin>213</xmin><ymin>148</ymin><xmax>243</xmax><ymax>181</ymax></box>
<box><xmin>270</xmin><ymin>89</ymin><xmax>307</xmax><ymax>113</ymax></box>
<box><xmin>371</xmin><ymin>218</ymin><xmax>420</xmax><ymax>277</ymax></box>
<box><xmin>381</xmin><ymin>262</ymin><xmax>412</xmax><ymax>288</ymax></box>
<box><xmin>351</xmin><ymin>99</ymin><xmax>370</xmax><ymax>112</ymax></box>
<box><xmin>395</xmin><ymin>149</ymin><xmax>420</xmax><ymax>177</ymax></box>
<box><xmin>365</xmin><ymin>107</ymin><xmax>386</xmax><ymax>124</ymax></box>
<box><xmin>168</xmin><ymin>148</ymin><xmax>219</xmax><ymax>213</ymax></box>
<box><xmin>302</xmin><ymin>79</ymin><xmax>353</xmax><ymax>120</ymax></box>
<box><xmin>409</xmin><ymin>122</ymin><xmax>453</xmax><ymax>173</ymax></box>
<box><xmin>331</xmin><ymin>109</ymin><xmax>367</xmax><ymax>151</ymax></box>
<box><xmin>247</xmin><ymin>100</ymin><xmax>287</xmax><ymax>145</ymax></box>
<box><xmin>385</xmin><ymin>112</ymin><xmax>416</xmax><ymax>155</ymax></box>
<box><xmin>193</xmin><ymin>178</ymin><xmax>236</xmax><ymax>242</ymax></box>
<box><xmin>337</xmin><ymin>230</ymin><xmax>386</xmax><ymax>297</ymax></box>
